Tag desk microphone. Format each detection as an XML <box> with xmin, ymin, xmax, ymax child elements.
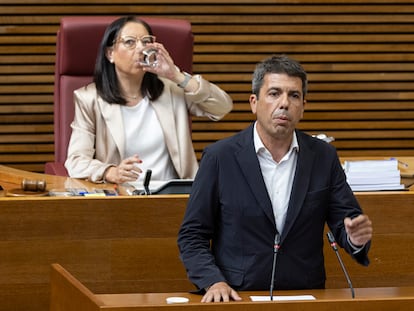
<box><xmin>326</xmin><ymin>231</ymin><xmax>355</xmax><ymax>299</ymax></box>
<box><xmin>269</xmin><ymin>232</ymin><xmax>280</xmax><ymax>301</ymax></box>
<box><xmin>142</xmin><ymin>169</ymin><xmax>152</xmax><ymax>195</ymax></box>
<box><xmin>133</xmin><ymin>169</ymin><xmax>152</xmax><ymax>195</ymax></box>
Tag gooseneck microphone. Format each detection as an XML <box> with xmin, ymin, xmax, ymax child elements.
<box><xmin>326</xmin><ymin>231</ymin><xmax>355</xmax><ymax>299</ymax></box>
<box><xmin>269</xmin><ymin>232</ymin><xmax>280</xmax><ymax>301</ymax></box>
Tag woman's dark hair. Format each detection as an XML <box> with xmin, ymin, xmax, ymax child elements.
<box><xmin>94</xmin><ymin>16</ymin><xmax>164</xmax><ymax>105</ymax></box>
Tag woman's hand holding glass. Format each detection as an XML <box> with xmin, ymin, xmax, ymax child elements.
<box><xmin>141</xmin><ymin>42</ymin><xmax>187</xmax><ymax>83</ymax></box>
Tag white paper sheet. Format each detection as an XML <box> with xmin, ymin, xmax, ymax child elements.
<box><xmin>250</xmin><ymin>295</ymin><xmax>316</xmax><ymax>301</ymax></box>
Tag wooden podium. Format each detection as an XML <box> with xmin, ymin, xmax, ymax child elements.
<box><xmin>50</xmin><ymin>263</ymin><xmax>414</xmax><ymax>311</ymax></box>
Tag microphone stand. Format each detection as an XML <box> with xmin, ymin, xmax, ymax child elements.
<box><xmin>269</xmin><ymin>233</ymin><xmax>280</xmax><ymax>301</ymax></box>
<box><xmin>326</xmin><ymin>231</ymin><xmax>355</xmax><ymax>299</ymax></box>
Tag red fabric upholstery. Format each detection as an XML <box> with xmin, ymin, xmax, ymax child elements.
<box><xmin>45</xmin><ymin>16</ymin><xmax>193</xmax><ymax>176</ymax></box>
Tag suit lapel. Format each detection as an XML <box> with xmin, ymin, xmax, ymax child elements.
<box><xmin>99</xmin><ymin>99</ymin><xmax>125</xmax><ymax>157</ymax></box>
<box><xmin>235</xmin><ymin>125</ymin><xmax>276</xmax><ymax>227</ymax></box>
<box><xmin>281</xmin><ymin>132</ymin><xmax>315</xmax><ymax>239</ymax></box>
<box><xmin>150</xmin><ymin>88</ymin><xmax>180</xmax><ymax>172</ymax></box>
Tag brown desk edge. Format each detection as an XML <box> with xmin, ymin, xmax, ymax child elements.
<box><xmin>51</xmin><ymin>263</ymin><xmax>414</xmax><ymax>311</ymax></box>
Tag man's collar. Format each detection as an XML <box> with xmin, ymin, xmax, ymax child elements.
<box><xmin>253</xmin><ymin>121</ymin><xmax>299</xmax><ymax>155</ymax></box>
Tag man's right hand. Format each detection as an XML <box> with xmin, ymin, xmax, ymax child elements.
<box><xmin>201</xmin><ymin>282</ymin><xmax>242</xmax><ymax>303</ymax></box>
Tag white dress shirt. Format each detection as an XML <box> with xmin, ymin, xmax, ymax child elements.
<box><xmin>253</xmin><ymin>122</ymin><xmax>299</xmax><ymax>234</ymax></box>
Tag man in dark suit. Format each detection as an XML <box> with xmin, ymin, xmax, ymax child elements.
<box><xmin>177</xmin><ymin>55</ymin><xmax>372</xmax><ymax>303</ymax></box>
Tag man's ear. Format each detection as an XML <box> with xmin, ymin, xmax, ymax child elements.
<box><xmin>249</xmin><ymin>94</ymin><xmax>258</xmax><ymax>114</ymax></box>
<box><xmin>300</xmin><ymin>99</ymin><xmax>306</xmax><ymax>118</ymax></box>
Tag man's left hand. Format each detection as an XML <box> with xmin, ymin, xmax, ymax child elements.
<box><xmin>344</xmin><ymin>214</ymin><xmax>373</xmax><ymax>247</ymax></box>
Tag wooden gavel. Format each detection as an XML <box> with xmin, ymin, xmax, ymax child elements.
<box><xmin>21</xmin><ymin>179</ymin><xmax>47</xmax><ymax>192</ymax></box>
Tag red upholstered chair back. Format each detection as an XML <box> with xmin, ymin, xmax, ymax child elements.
<box><xmin>45</xmin><ymin>16</ymin><xmax>193</xmax><ymax>175</ymax></box>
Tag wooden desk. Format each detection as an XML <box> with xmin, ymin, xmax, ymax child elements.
<box><xmin>0</xmin><ymin>165</ymin><xmax>193</xmax><ymax>311</ymax></box>
<box><xmin>1</xmin><ymin>165</ymin><xmax>414</xmax><ymax>311</ymax></box>
<box><xmin>0</xmin><ymin>164</ymin><xmax>114</xmax><ymax>195</ymax></box>
<box><xmin>50</xmin><ymin>263</ymin><xmax>414</xmax><ymax>311</ymax></box>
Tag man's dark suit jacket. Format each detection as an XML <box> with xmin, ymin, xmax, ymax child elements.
<box><xmin>177</xmin><ymin>124</ymin><xmax>370</xmax><ymax>292</ymax></box>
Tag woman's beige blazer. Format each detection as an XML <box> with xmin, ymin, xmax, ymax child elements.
<box><xmin>65</xmin><ymin>76</ymin><xmax>232</xmax><ymax>182</ymax></box>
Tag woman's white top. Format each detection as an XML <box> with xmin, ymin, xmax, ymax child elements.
<box><xmin>121</xmin><ymin>97</ymin><xmax>178</xmax><ymax>183</ymax></box>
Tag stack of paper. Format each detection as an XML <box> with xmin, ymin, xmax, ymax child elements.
<box><xmin>344</xmin><ymin>159</ymin><xmax>405</xmax><ymax>191</ymax></box>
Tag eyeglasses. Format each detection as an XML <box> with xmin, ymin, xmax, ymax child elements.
<box><xmin>114</xmin><ymin>35</ymin><xmax>156</xmax><ymax>50</ymax></box>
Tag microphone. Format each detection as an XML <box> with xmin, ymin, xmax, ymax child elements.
<box><xmin>269</xmin><ymin>232</ymin><xmax>280</xmax><ymax>301</ymax></box>
<box><xmin>326</xmin><ymin>231</ymin><xmax>355</xmax><ymax>299</ymax></box>
<box><xmin>133</xmin><ymin>169</ymin><xmax>152</xmax><ymax>195</ymax></box>
<box><xmin>142</xmin><ymin>169</ymin><xmax>152</xmax><ymax>195</ymax></box>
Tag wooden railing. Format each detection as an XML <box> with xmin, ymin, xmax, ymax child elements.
<box><xmin>1</xmin><ymin>0</ymin><xmax>414</xmax><ymax>172</ymax></box>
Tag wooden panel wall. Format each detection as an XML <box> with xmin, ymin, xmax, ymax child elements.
<box><xmin>1</xmin><ymin>0</ymin><xmax>414</xmax><ymax>173</ymax></box>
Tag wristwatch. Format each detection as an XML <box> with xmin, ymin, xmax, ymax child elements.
<box><xmin>177</xmin><ymin>71</ymin><xmax>192</xmax><ymax>88</ymax></box>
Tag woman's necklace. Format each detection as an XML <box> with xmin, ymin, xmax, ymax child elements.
<box><xmin>125</xmin><ymin>94</ymin><xmax>139</xmax><ymax>99</ymax></box>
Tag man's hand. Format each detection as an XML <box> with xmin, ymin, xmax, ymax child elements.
<box><xmin>344</xmin><ymin>214</ymin><xmax>373</xmax><ymax>246</ymax></box>
<box><xmin>201</xmin><ymin>282</ymin><xmax>242</xmax><ymax>303</ymax></box>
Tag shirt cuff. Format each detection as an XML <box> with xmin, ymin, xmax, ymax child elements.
<box><xmin>347</xmin><ymin>234</ymin><xmax>365</xmax><ymax>254</ymax></box>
